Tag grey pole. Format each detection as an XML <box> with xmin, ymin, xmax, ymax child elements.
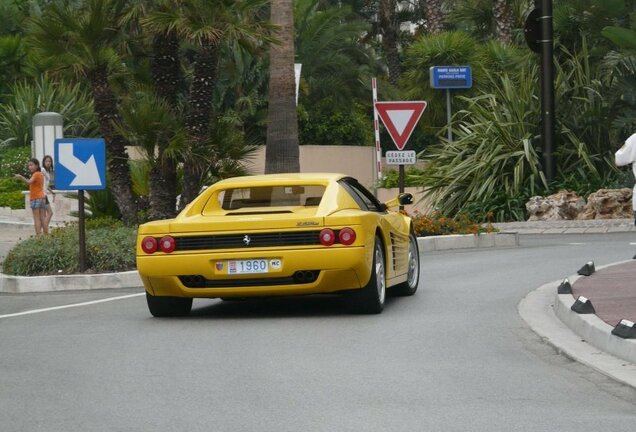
<box><xmin>540</xmin><ymin>0</ymin><xmax>555</xmax><ymax>182</ymax></box>
<box><xmin>446</xmin><ymin>89</ymin><xmax>453</xmax><ymax>142</ymax></box>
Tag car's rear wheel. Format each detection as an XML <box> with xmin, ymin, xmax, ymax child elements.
<box><xmin>351</xmin><ymin>236</ymin><xmax>385</xmax><ymax>314</ymax></box>
<box><xmin>146</xmin><ymin>292</ymin><xmax>193</xmax><ymax>317</ymax></box>
<box><xmin>391</xmin><ymin>232</ymin><xmax>420</xmax><ymax>296</ymax></box>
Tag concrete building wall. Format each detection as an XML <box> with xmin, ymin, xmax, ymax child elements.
<box><xmin>243</xmin><ymin>145</ymin><xmax>431</xmax><ymax>214</ymax></box>
<box><xmin>242</xmin><ymin>145</ymin><xmax>377</xmax><ymax>188</ymax></box>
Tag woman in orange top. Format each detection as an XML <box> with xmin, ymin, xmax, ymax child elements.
<box><xmin>15</xmin><ymin>158</ymin><xmax>48</xmax><ymax>235</ymax></box>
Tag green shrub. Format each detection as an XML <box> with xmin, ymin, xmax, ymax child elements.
<box><xmin>0</xmin><ymin>76</ymin><xmax>98</xmax><ymax>149</ymax></box>
<box><xmin>378</xmin><ymin>168</ymin><xmax>426</xmax><ymax>188</ymax></box>
<box><xmin>84</xmin><ymin>216</ymin><xmax>125</xmax><ymax>230</ymax></box>
<box><xmin>86</xmin><ymin>227</ymin><xmax>136</xmax><ymax>273</ymax></box>
<box><xmin>1</xmin><ymin>222</ymin><xmax>136</xmax><ymax>276</ymax></box>
<box><xmin>415</xmin><ymin>67</ymin><xmax>547</xmax><ymax>222</ymax></box>
<box><xmin>0</xmin><ymin>176</ymin><xmax>25</xmax><ymax>208</ymax></box>
<box><xmin>2</xmin><ymin>227</ymin><xmax>80</xmax><ymax>275</ymax></box>
<box><xmin>0</xmin><ymin>146</ymin><xmax>30</xmax><ymax>177</ymax></box>
<box><xmin>0</xmin><ymin>177</ymin><xmax>23</xmax><ymax>193</ymax></box>
<box><xmin>0</xmin><ymin>191</ymin><xmax>25</xmax><ymax>209</ymax></box>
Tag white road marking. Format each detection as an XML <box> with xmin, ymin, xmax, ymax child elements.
<box><xmin>567</xmin><ymin>243</ymin><xmax>585</xmax><ymax>245</ymax></box>
<box><xmin>0</xmin><ymin>293</ymin><xmax>144</xmax><ymax>319</ymax></box>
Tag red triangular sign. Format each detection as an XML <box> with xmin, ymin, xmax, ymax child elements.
<box><xmin>375</xmin><ymin>101</ymin><xmax>427</xmax><ymax>150</ymax></box>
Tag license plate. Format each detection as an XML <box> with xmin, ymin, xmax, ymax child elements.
<box><xmin>228</xmin><ymin>259</ymin><xmax>269</xmax><ymax>275</ymax></box>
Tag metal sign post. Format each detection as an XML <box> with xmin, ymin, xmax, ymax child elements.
<box><xmin>430</xmin><ymin>66</ymin><xmax>473</xmax><ymax>142</ymax></box>
<box><xmin>371</xmin><ymin>78</ymin><xmax>382</xmax><ymax>190</ymax></box>
<box><xmin>54</xmin><ymin>138</ymin><xmax>106</xmax><ymax>273</ymax></box>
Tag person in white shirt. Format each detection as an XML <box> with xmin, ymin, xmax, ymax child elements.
<box><xmin>615</xmin><ymin>133</ymin><xmax>636</xmax><ymax>225</ymax></box>
<box><xmin>41</xmin><ymin>155</ymin><xmax>55</xmax><ymax>229</ymax></box>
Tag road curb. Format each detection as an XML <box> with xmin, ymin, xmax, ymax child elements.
<box><xmin>418</xmin><ymin>232</ymin><xmax>519</xmax><ymax>252</ymax></box>
<box><xmin>0</xmin><ymin>270</ymin><xmax>142</xmax><ymax>294</ymax></box>
<box><xmin>519</xmin><ymin>270</ymin><xmax>636</xmax><ymax>389</ymax></box>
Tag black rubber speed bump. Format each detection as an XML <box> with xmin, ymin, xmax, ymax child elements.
<box><xmin>557</xmin><ymin>278</ymin><xmax>572</xmax><ymax>294</ymax></box>
<box><xmin>612</xmin><ymin>319</ymin><xmax>636</xmax><ymax>339</ymax></box>
<box><xmin>577</xmin><ymin>261</ymin><xmax>595</xmax><ymax>276</ymax></box>
<box><xmin>571</xmin><ymin>296</ymin><xmax>595</xmax><ymax>314</ymax></box>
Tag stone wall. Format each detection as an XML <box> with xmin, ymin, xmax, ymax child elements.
<box><xmin>526</xmin><ymin>189</ymin><xmax>633</xmax><ymax>221</ymax></box>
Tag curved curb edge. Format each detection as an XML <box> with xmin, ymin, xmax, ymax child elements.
<box><xmin>418</xmin><ymin>232</ymin><xmax>519</xmax><ymax>252</ymax></box>
<box><xmin>519</xmin><ymin>264</ymin><xmax>636</xmax><ymax>389</ymax></box>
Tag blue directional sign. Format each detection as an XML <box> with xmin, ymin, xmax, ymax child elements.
<box><xmin>430</xmin><ymin>66</ymin><xmax>473</xmax><ymax>89</ymax></box>
<box><xmin>54</xmin><ymin>138</ymin><xmax>106</xmax><ymax>190</ymax></box>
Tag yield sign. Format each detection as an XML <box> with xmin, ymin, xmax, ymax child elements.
<box><xmin>375</xmin><ymin>101</ymin><xmax>427</xmax><ymax>150</ymax></box>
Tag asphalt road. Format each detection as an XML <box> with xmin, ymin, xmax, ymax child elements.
<box><xmin>1</xmin><ymin>233</ymin><xmax>636</xmax><ymax>432</ymax></box>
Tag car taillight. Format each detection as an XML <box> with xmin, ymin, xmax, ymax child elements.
<box><xmin>338</xmin><ymin>228</ymin><xmax>356</xmax><ymax>245</ymax></box>
<box><xmin>141</xmin><ymin>236</ymin><xmax>158</xmax><ymax>254</ymax></box>
<box><xmin>319</xmin><ymin>228</ymin><xmax>336</xmax><ymax>246</ymax></box>
<box><xmin>159</xmin><ymin>235</ymin><xmax>176</xmax><ymax>253</ymax></box>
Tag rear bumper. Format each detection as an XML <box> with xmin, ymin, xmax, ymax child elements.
<box><xmin>137</xmin><ymin>246</ymin><xmax>371</xmax><ymax>298</ymax></box>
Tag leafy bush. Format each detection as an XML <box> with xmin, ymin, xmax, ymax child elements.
<box><xmin>0</xmin><ymin>146</ymin><xmax>30</xmax><ymax>177</ymax></box>
<box><xmin>411</xmin><ymin>211</ymin><xmax>495</xmax><ymax>237</ymax></box>
<box><xmin>2</xmin><ymin>227</ymin><xmax>80</xmax><ymax>275</ymax></box>
<box><xmin>2</xmin><ymin>219</ymin><xmax>136</xmax><ymax>276</ymax></box>
<box><xmin>415</xmin><ymin>67</ymin><xmax>547</xmax><ymax>222</ymax></box>
<box><xmin>378</xmin><ymin>168</ymin><xmax>426</xmax><ymax>188</ymax></box>
<box><xmin>299</xmin><ymin>98</ymin><xmax>373</xmax><ymax>145</ymax></box>
<box><xmin>0</xmin><ymin>75</ymin><xmax>98</xmax><ymax>149</ymax></box>
<box><xmin>0</xmin><ymin>177</ymin><xmax>23</xmax><ymax>193</ymax></box>
<box><xmin>0</xmin><ymin>175</ymin><xmax>26</xmax><ymax>209</ymax></box>
<box><xmin>85</xmin><ymin>227</ymin><xmax>136</xmax><ymax>272</ymax></box>
<box><xmin>0</xmin><ymin>191</ymin><xmax>25</xmax><ymax>209</ymax></box>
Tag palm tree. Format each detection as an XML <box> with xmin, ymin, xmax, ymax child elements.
<box><xmin>378</xmin><ymin>0</ymin><xmax>401</xmax><ymax>85</ymax></box>
<box><xmin>123</xmin><ymin>0</ymin><xmax>183</xmax><ymax>219</ymax></box>
<box><xmin>294</xmin><ymin>0</ymin><xmax>376</xmax><ymax>104</ymax></box>
<box><xmin>493</xmin><ymin>0</ymin><xmax>513</xmax><ymax>43</ymax></box>
<box><xmin>147</xmin><ymin>28</ymin><xmax>181</xmax><ymax>219</ymax></box>
<box><xmin>27</xmin><ymin>0</ymin><xmax>139</xmax><ymax>224</ymax></box>
<box><xmin>265</xmin><ymin>0</ymin><xmax>300</xmax><ymax>173</ymax></box>
<box><xmin>421</xmin><ymin>0</ymin><xmax>445</xmax><ymax>34</ymax></box>
<box><xmin>147</xmin><ymin>0</ymin><xmax>274</xmax><ymax>205</ymax></box>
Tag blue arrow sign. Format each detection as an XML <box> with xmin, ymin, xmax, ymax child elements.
<box><xmin>54</xmin><ymin>138</ymin><xmax>106</xmax><ymax>190</ymax></box>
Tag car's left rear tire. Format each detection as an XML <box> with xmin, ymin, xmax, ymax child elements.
<box><xmin>146</xmin><ymin>292</ymin><xmax>193</xmax><ymax>317</ymax></box>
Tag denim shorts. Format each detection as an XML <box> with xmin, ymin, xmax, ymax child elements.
<box><xmin>30</xmin><ymin>198</ymin><xmax>47</xmax><ymax>209</ymax></box>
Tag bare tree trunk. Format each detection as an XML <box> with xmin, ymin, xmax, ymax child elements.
<box><xmin>150</xmin><ymin>30</ymin><xmax>180</xmax><ymax>219</ymax></box>
<box><xmin>181</xmin><ymin>42</ymin><xmax>219</xmax><ymax>207</ymax></box>
<box><xmin>87</xmin><ymin>68</ymin><xmax>138</xmax><ymax>225</ymax></box>
<box><xmin>379</xmin><ymin>0</ymin><xmax>401</xmax><ymax>85</ymax></box>
<box><xmin>494</xmin><ymin>0</ymin><xmax>514</xmax><ymax>43</ymax></box>
<box><xmin>265</xmin><ymin>0</ymin><xmax>300</xmax><ymax>174</ymax></box>
<box><xmin>421</xmin><ymin>0</ymin><xmax>445</xmax><ymax>34</ymax></box>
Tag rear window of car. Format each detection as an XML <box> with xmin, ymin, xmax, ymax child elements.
<box><xmin>215</xmin><ymin>185</ymin><xmax>326</xmax><ymax>210</ymax></box>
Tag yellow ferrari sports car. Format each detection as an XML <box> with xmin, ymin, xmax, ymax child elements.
<box><xmin>136</xmin><ymin>173</ymin><xmax>420</xmax><ymax>316</ymax></box>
